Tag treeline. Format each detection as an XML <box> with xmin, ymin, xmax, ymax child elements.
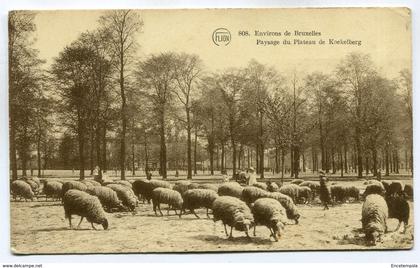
<box><xmin>9</xmin><ymin>10</ymin><xmax>412</xmax><ymax>180</ymax></box>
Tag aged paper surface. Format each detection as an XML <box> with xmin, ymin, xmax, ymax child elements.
<box><xmin>9</xmin><ymin>8</ymin><xmax>412</xmax><ymax>254</ymax></box>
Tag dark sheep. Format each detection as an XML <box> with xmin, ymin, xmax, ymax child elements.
<box><xmin>218</xmin><ymin>182</ymin><xmax>244</xmax><ymax>199</ymax></box>
<box><xmin>132</xmin><ymin>179</ymin><xmax>172</xmax><ymax>203</ymax></box>
<box><xmin>388</xmin><ymin>181</ymin><xmax>404</xmax><ymax>196</ymax></box>
<box><xmin>251</xmin><ymin>198</ymin><xmax>288</xmax><ymax>241</ymax></box>
<box><xmin>382</xmin><ymin>181</ymin><xmax>390</xmax><ymax>193</ymax></box>
<box><xmin>63</xmin><ymin>189</ymin><xmax>108</xmax><ymax>230</ymax></box>
<box><xmin>43</xmin><ymin>180</ymin><xmax>63</xmax><ymax>201</ymax></box>
<box><xmin>212</xmin><ymin>196</ymin><xmax>254</xmax><ymax>238</ymax></box>
<box><xmin>362</xmin><ymin>184</ymin><xmax>386</xmax><ymax>198</ymax></box>
<box><xmin>241</xmin><ymin>186</ymin><xmax>270</xmax><ymax>205</ymax></box>
<box><xmin>132</xmin><ymin>179</ymin><xmax>151</xmax><ymax>202</ymax></box>
<box><xmin>11</xmin><ymin>180</ymin><xmax>35</xmax><ymax>201</ymax></box>
<box><xmin>105</xmin><ymin>184</ymin><xmax>138</xmax><ymax>211</ymax></box>
<box><xmin>61</xmin><ymin>181</ymin><xmax>88</xmax><ymax>198</ymax></box>
<box><xmin>269</xmin><ymin>192</ymin><xmax>300</xmax><ymax>224</ymax></box>
<box><xmin>252</xmin><ymin>182</ymin><xmax>268</xmax><ymax>190</ymax></box>
<box><xmin>197</xmin><ymin>183</ymin><xmax>219</xmax><ymax>192</ymax></box>
<box><xmin>385</xmin><ymin>194</ymin><xmax>410</xmax><ymax>233</ymax></box>
<box><xmin>362</xmin><ymin>194</ymin><xmax>388</xmax><ymax>246</ymax></box>
<box><xmin>180</xmin><ymin>189</ymin><xmax>218</xmax><ymax>218</ymax></box>
<box><xmin>403</xmin><ymin>184</ymin><xmax>413</xmax><ymax>200</ymax></box>
<box><xmin>279</xmin><ymin>184</ymin><xmax>300</xmax><ymax>203</ymax></box>
<box><xmin>86</xmin><ymin>186</ymin><xmax>124</xmax><ymax>212</ymax></box>
<box><xmin>152</xmin><ymin>187</ymin><xmax>183</xmax><ymax>216</ymax></box>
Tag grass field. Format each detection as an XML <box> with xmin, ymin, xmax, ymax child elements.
<box><xmin>10</xmin><ymin>178</ymin><xmax>414</xmax><ymax>254</ymax></box>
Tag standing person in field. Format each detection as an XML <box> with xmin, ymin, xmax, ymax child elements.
<box><xmin>248</xmin><ymin>167</ymin><xmax>257</xmax><ymax>186</ymax></box>
<box><xmin>93</xmin><ymin>166</ymin><xmax>101</xmax><ymax>183</ymax></box>
<box><xmin>319</xmin><ymin>170</ymin><xmax>332</xmax><ymax>210</ymax></box>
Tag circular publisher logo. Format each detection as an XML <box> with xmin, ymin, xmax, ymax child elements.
<box><xmin>212</xmin><ymin>28</ymin><xmax>231</xmax><ymax>46</ymax></box>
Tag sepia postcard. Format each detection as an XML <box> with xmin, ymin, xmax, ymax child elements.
<box><xmin>9</xmin><ymin>8</ymin><xmax>413</xmax><ymax>254</ymax></box>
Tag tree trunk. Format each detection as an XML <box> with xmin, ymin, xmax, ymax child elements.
<box><xmin>302</xmin><ymin>152</ymin><xmax>306</xmax><ymax>172</ymax></box>
<box><xmin>372</xmin><ymin>148</ymin><xmax>377</xmax><ymax>177</ymax></box>
<box><xmin>344</xmin><ymin>142</ymin><xmax>348</xmax><ymax>173</ymax></box>
<box><xmin>293</xmin><ymin>146</ymin><xmax>299</xmax><ymax>179</ymax></box>
<box><xmin>37</xmin><ymin>134</ymin><xmax>41</xmax><ymax>177</ymax></box>
<box><xmin>194</xmin><ymin>128</ymin><xmax>197</xmax><ymax>175</ymax></box>
<box><xmin>89</xmin><ymin>130</ymin><xmax>94</xmax><ymax>175</ymax></box>
<box><xmin>231</xmin><ymin>138</ymin><xmax>237</xmax><ymax>176</ymax></box>
<box><xmin>159</xmin><ymin>110</ymin><xmax>167</xmax><ymax>179</ymax></box>
<box><xmin>132</xmin><ymin>140</ymin><xmax>135</xmax><ymax>176</ymax></box>
<box><xmin>290</xmin><ymin>145</ymin><xmax>294</xmax><ymax>177</ymax></box>
<box><xmin>186</xmin><ymin>107</ymin><xmax>192</xmax><ymax>179</ymax></box>
<box><xmin>385</xmin><ymin>145</ymin><xmax>390</xmax><ymax>176</ymax></box>
<box><xmin>281</xmin><ymin>148</ymin><xmax>285</xmax><ymax>183</ymax></box>
<box><xmin>340</xmin><ymin>147</ymin><xmax>344</xmax><ymax>178</ymax></box>
<box><xmin>221</xmin><ymin>142</ymin><xmax>225</xmax><ymax>174</ymax></box>
<box><xmin>275</xmin><ymin>147</ymin><xmax>279</xmax><ymax>174</ymax></box>
<box><xmin>144</xmin><ymin>135</ymin><xmax>149</xmax><ymax>175</ymax></box>
<box><xmin>101</xmin><ymin>124</ymin><xmax>107</xmax><ymax>172</ymax></box>
<box><xmin>77</xmin><ymin>111</ymin><xmax>85</xmax><ymax>180</ymax></box>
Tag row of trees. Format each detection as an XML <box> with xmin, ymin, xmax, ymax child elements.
<box><xmin>9</xmin><ymin>10</ymin><xmax>412</xmax><ymax>181</ymax></box>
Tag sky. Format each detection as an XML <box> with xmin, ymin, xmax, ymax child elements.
<box><xmin>33</xmin><ymin>8</ymin><xmax>411</xmax><ymax>79</ymax></box>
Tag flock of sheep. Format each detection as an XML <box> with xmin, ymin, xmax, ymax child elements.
<box><xmin>10</xmin><ymin>175</ymin><xmax>413</xmax><ymax>245</ymax></box>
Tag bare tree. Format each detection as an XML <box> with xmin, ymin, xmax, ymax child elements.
<box><xmin>173</xmin><ymin>53</ymin><xmax>202</xmax><ymax>179</ymax></box>
<box><xmin>99</xmin><ymin>10</ymin><xmax>143</xmax><ymax>180</ymax></box>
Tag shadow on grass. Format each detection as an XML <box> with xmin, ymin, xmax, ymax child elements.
<box><xmin>30</xmin><ymin>203</ymin><xmax>62</xmax><ymax>208</ymax></box>
<box><xmin>193</xmin><ymin>233</ymin><xmax>275</xmax><ymax>245</ymax></box>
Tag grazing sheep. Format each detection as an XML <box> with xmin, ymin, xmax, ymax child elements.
<box><xmin>197</xmin><ymin>183</ymin><xmax>219</xmax><ymax>192</ymax></box>
<box><xmin>385</xmin><ymin>194</ymin><xmax>410</xmax><ymax>233</ymax></box>
<box><xmin>252</xmin><ymin>182</ymin><xmax>268</xmax><ymax>190</ymax></box>
<box><xmin>345</xmin><ymin>186</ymin><xmax>360</xmax><ymax>201</ymax></box>
<box><xmin>61</xmin><ymin>181</ymin><xmax>88</xmax><ymax>198</ymax></box>
<box><xmin>106</xmin><ymin>184</ymin><xmax>138</xmax><ymax>211</ymax></box>
<box><xmin>331</xmin><ymin>185</ymin><xmax>347</xmax><ymax>203</ymax></box>
<box><xmin>88</xmin><ymin>180</ymin><xmax>102</xmax><ymax>187</ymax></box>
<box><xmin>266</xmin><ymin>181</ymin><xmax>280</xmax><ymax>192</ymax></box>
<box><xmin>319</xmin><ymin>177</ymin><xmax>332</xmax><ymax>210</ymax></box>
<box><xmin>251</xmin><ymin>198</ymin><xmax>288</xmax><ymax>241</ymax></box>
<box><xmin>242</xmin><ymin>186</ymin><xmax>270</xmax><ymax>205</ymax></box>
<box><xmin>112</xmin><ymin>180</ymin><xmax>132</xmax><ymax>188</ymax></box>
<box><xmin>291</xmin><ymin>179</ymin><xmax>304</xmax><ymax>185</ymax></box>
<box><xmin>23</xmin><ymin>178</ymin><xmax>40</xmax><ymax>194</ymax></box>
<box><xmin>364</xmin><ymin>179</ymin><xmax>383</xmax><ymax>186</ymax></box>
<box><xmin>86</xmin><ymin>186</ymin><xmax>124</xmax><ymax>212</ymax></box>
<box><xmin>403</xmin><ymin>184</ymin><xmax>413</xmax><ymax>200</ymax></box>
<box><xmin>362</xmin><ymin>194</ymin><xmax>388</xmax><ymax>246</ymax></box>
<box><xmin>11</xmin><ymin>180</ymin><xmax>35</xmax><ymax>201</ymax></box>
<box><xmin>381</xmin><ymin>181</ymin><xmax>390</xmax><ymax>193</ymax></box>
<box><xmin>269</xmin><ymin>192</ymin><xmax>300</xmax><ymax>224</ymax></box>
<box><xmin>81</xmin><ymin>180</ymin><xmax>95</xmax><ymax>188</ymax></box>
<box><xmin>388</xmin><ymin>181</ymin><xmax>404</xmax><ymax>196</ymax></box>
<box><xmin>152</xmin><ymin>187</ymin><xmax>183</xmax><ymax>216</ymax></box>
<box><xmin>279</xmin><ymin>184</ymin><xmax>300</xmax><ymax>203</ymax></box>
<box><xmin>212</xmin><ymin>196</ymin><xmax>254</xmax><ymax>238</ymax></box>
<box><xmin>173</xmin><ymin>181</ymin><xmax>191</xmax><ymax>196</ymax></box>
<box><xmin>297</xmin><ymin>186</ymin><xmax>312</xmax><ymax>204</ymax></box>
<box><xmin>63</xmin><ymin>189</ymin><xmax>108</xmax><ymax>230</ymax></box>
<box><xmin>218</xmin><ymin>182</ymin><xmax>244</xmax><ymax>199</ymax></box>
<box><xmin>132</xmin><ymin>179</ymin><xmax>172</xmax><ymax>203</ymax></box>
<box><xmin>362</xmin><ymin>184</ymin><xmax>386</xmax><ymax>198</ymax></box>
<box><xmin>188</xmin><ymin>183</ymin><xmax>200</xmax><ymax>190</ymax></box>
<box><xmin>43</xmin><ymin>181</ymin><xmax>63</xmax><ymax>201</ymax></box>
<box><xmin>299</xmin><ymin>181</ymin><xmax>320</xmax><ymax>199</ymax></box>
<box><xmin>132</xmin><ymin>179</ymin><xmax>151</xmax><ymax>202</ymax></box>
<box><xmin>180</xmin><ymin>189</ymin><xmax>218</xmax><ymax>218</ymax></box>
